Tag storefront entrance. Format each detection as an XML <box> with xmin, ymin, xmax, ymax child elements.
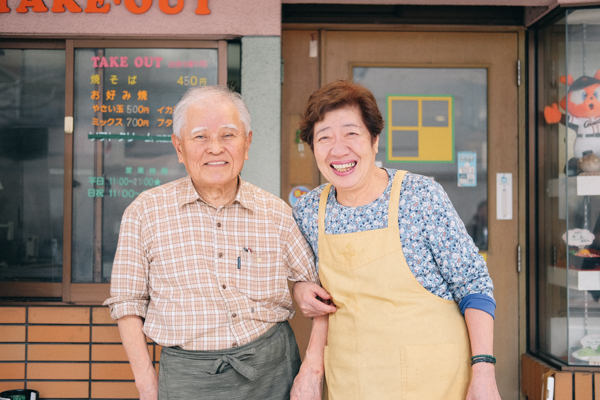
<box><xmin>282</xmin><ymin>29</ymin><xmax>522</xmax><ymax>398</ymax></box>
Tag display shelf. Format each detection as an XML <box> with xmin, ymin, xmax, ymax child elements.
<box><xmin>577</xmin><ymin>175</ymin><xmax>600</xmax><ymax>196</ymax></box>
<box><xmin>547</xmin><ymin>266</ymin><xmax>600</xmax><ymax>291</ymax></box>
<box><xmin>547</xmin><ymin>175</ymin><xmax>600</xmax><ymax>197</ymax></box>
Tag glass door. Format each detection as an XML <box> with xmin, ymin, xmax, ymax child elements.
<box><xmin>353</xmin><ymin>66</ymin><xmax>489</xmax><ymax>250</ymax></box>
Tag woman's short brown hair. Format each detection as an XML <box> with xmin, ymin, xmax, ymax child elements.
<box><xmin>299</xmin><ymin>80</ymin><xmax>384</xmax><ymax>150</ymax></box>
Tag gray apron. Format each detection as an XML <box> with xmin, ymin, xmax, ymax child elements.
<box><xmin>158</xmin><ymin>321</ymin><xmax>301</xmax><ymax>400</ymax></box>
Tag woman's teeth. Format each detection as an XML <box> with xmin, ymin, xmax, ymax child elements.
<box><xmin>331</xmin><ymin>162</ymin><xmax>356</xmax><ymax>172</ymax></box>
<box><xmin>207</xmin><ymin>162</ymin><xmax>226</xmax><ymax>165</ymax></box>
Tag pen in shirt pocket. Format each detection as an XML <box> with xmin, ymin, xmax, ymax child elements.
<box><xmin>243</xmin><ymin>247</ymin><xmax>253</xmax><ymax>267</ymax></box>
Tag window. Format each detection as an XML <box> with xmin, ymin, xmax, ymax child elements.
<box><xmin>0</xmin><ymin>47</ymin><xmax>65</xmax><ymax>286</ymax></box>
<box><xmin>533</xmin><ymin>8</ymin><xmax>600</xmax><ymax>367</ymax></box>
<box><xmin>0</xmin><ymin>40</ymin><xmax>229</xmax><ymax>302</ymax></box>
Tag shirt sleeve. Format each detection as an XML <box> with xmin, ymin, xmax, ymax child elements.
<box><xmin>459</xmin><ymin>293</ymin><xmax>496</xmax><ymax>319</ymax></box>
<box><xmin>416</xmin><ymin>178</ymin><xmax>495</xmax><ymax>305</ymax></box>
<box><xmin>102</xmin><ymin>202</ymin><xmax>151</xmax><ymax>320</ymax></box>
<box><xmin>283</xmin><ymin>209</ymin><xmax>320</xmax><ymax>285</ymax></box>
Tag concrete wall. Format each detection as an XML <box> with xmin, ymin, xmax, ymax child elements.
<box><xmin>240</xmin><ymin>36</ymin><xmax>281</xmax><ymax>197</ymax></box>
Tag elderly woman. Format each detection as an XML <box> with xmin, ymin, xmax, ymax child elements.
<box><xmin>290</xmin><ymin>81</ymin><xmax>501</xmax><ymax>400</ymax></box>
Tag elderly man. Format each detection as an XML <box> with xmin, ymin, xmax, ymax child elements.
<box><xmin>104</xmin><ymin>86</ymin><xmax>320</xmax><ymax>400</ymax></box>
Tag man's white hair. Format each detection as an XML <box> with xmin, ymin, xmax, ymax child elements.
<box><xmin>172</xmin><ymin>86</ymin><xmax>252</xmax><ymax>138</ymax></box>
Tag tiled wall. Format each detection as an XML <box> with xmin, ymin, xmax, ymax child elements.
<box><xmin>0</xmin><ymin>306</ymin><xmax>160</xmax><ymax>399</ymax></box>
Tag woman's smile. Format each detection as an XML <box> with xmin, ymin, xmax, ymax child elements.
<box><xmin>331</xmin><ymin>161</ymin><xmax>357</xmax><ymax>174</ymax></box>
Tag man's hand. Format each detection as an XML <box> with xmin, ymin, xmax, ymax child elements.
<box><xmin>290</xmin><ymin>359</ymin><xmax>324</xmax><ymax>400</ymax></box>
<box><xmin>466</xmin><ymin>363</ymin><xmax>501</xmax><ymax>400</ymax></box>
<box><xmin>135</xmin><ymin>365</ymin><xmax>158</xmax><ymax>400</ymax></box>
<box><xmin>117</xmin><ymin>315</ymin><xmax>159</xmax><ymax>400</ymax></box>
<box><xmin>293</xmin><ymin>282</ymin><xmax>336</xmax><ymax>317</ymax></box>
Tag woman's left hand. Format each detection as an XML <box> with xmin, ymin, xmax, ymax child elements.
<box><xmin>293</xmin><ymin>281</ymin><xmax>337</xmax><ymax>318</ymax></box>
<box><xmin>466</xmin><ymin>363</ymin><xmax>501</xmax><ymax>400</ymax></box>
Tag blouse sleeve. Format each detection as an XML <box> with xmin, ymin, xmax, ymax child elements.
<box><xmin>403</xmin><ymin>177</ymin><xmax>495</xmax><ymax>306</ymax></box>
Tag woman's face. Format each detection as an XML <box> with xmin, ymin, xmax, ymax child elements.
<box><xmin>313</xmin><ymin>106</ymin><xmax>379</xmax><ymax>195</ymax></box>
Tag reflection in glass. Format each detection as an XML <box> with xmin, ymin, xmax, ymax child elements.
<box><xmin>0</xmin><ymin>49</ymin><xmax>65</xmax><ymax>282</ymax></box>
<box><xmin>354</xmin><ymin>67</ymin><xmax>488</xmax><ymax>249</ymax></box>
<box><xmin>72</xmin><ymin>48</ymin><xmax>218</xmax><ymax>283</ymax></box>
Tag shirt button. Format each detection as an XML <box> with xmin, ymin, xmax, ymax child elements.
<box><xmin>232</xmin><ymin>342</ymin><xmax>238</xmax><ymax>348</ymax></box>
<box><xmin>222</xmin><ymin>284</ymin><xmax>226</xmax><ymax>289</ymax></box>
<box><xmin>232</xmin><ymin>313</ymin><xmax>237</xmax><ymax>318</ymax></box>
<box><xmin>217</xmin><ymin>222</ymin><xmax>222</xmax><ymax>227</ymax></box>
<box><xmin>218</xmin><ymin>252</ymin><xmax>223</xmax><ymax>258</ymax></box>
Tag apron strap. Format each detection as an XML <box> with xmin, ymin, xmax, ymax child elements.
<box><xmin>387</xmin><ymin>170</ymin><xmax>407</xmax><ymax>232</ymax></box>
<box><xmin>318</xmin><ymin>184</ymin><xmax>333</xmax><ymax>237</ymax></box>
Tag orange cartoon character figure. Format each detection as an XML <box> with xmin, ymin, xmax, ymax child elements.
<box><xmin>544</xmin><ymin>71</ymin><xmax>600</xmax><ymax>159</ymax></box>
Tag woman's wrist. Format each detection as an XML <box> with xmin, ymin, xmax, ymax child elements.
<box><xmin>471</xmin><ymin>362</ymin><xmax>495</xmax><ymax>376</ymax></box>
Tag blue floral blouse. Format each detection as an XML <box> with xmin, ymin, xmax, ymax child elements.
<box><xmin>292</xmin><ymin>168</ymin><xmax>495</xmax><ymax>317</ymax></box>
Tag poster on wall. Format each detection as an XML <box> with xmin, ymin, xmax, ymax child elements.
<box><xmin>457</xmin><ymin>151</ymin><xmax>477</xmax><ymax>187</ymax></box>
<box><xmin>289</xmin><ymin>186</ymin><xmax>309</xmax><ymax>207</ymax></box>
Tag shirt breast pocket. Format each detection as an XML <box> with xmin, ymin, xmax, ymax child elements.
<box><xmin>236</xmin><ymin>248</ymin><xmax>285</xmax><ymax>300</ymax></box>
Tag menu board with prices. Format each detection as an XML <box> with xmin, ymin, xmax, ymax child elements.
<box><xmin>71</xmin><ymin>47</ymin><xmax>218</xmax><ymax>283</ymax></box>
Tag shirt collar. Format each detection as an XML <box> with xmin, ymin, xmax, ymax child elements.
<box><xmin>177</xmin><ymin>176</ymin><xmax>201</xmax><ymax>209</ymax></box>
<box><xmin>177</xmin><ymin>175</ymin><xmax>256</xmax><ymax>212</ymax></box>
<box><xmin>235</xmin><ymin>179</ymin><xmax>256</xmax><ymax>212</ymax></box>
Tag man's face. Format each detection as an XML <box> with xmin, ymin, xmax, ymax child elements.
<box><xmin>172</xmin><ymin>96</ymin><xmax>252</xmax><ymax>195</ymax></box>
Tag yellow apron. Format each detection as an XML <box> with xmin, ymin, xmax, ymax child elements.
<box><xmin>318</xmin><ymin>170</ymin><xmax>471</xmax><ymax>400</ymax></box>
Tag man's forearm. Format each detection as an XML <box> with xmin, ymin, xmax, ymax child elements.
<box><xmin>117</xmin><ymin>315</ymin><xmax>158</xmax><ymax>398</ymax></box>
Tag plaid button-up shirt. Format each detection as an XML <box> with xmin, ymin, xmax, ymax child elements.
<box><xmin>104</xmin><ymin>176</ymin><xmax>318</xmax><ymax>351</ymax></box>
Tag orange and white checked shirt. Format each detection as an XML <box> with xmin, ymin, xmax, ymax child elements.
<box><xmin>104</xmin><ymin>176</ymin><xmax>318</xmax><ymax>351</ymax></box>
